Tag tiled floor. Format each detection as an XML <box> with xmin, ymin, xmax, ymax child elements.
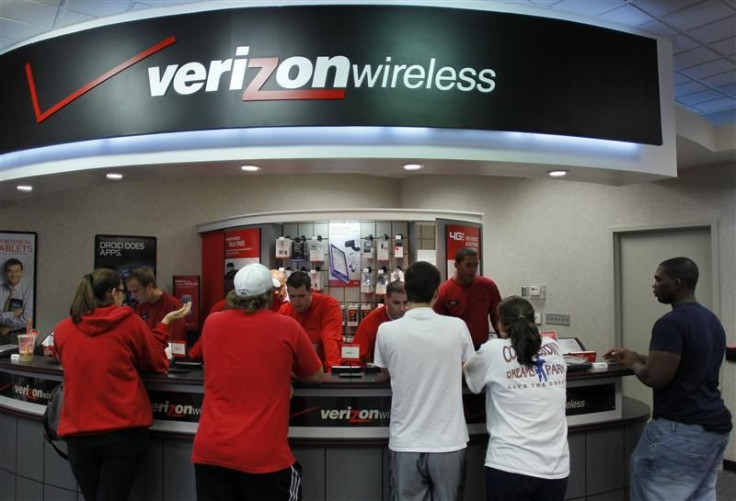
<box><xmin>717</xmin><ymin>468</ymin><xmax>736</xmax><ymax>500</ymax></box>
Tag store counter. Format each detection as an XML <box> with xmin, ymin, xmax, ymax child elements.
<box><xmin>0</xmin><ymin>358</ymin><xmax>647</xmax><ymax>501</ymax></box>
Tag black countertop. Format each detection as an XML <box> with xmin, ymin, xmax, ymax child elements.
<box><xmin>0</xmin><ymin>356</ymin><xmax>632</xmax><ymax>390</ymax></box>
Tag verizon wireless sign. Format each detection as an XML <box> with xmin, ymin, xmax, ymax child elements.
<box><xmin>0</xmin><ymin>5</ymin><xmax>662</xmax><ymax>154</ymax></box>
<box><xmin>147</xmin><ymin>45</ymin><xmax>496</xmax><ymax>99</ymax></box>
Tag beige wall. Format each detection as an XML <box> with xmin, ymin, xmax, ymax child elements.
<box><xmin>0</xmin><ymin>173</ymin><xmax>401</xmax><ymax>334</ymax></box>
<box><xmin>1</xmin><ymin>165</ymin><xmax>734</xmax><ymax>461</ymax></box>
<box><xmin>399</xmin><ymin>164</ymin><xmax>736</xmax><ymax>462</ymax></box>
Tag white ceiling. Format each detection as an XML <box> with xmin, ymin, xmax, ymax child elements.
<box><xmin>2</xmin><ymin>0</ymin><xmax>735</xmax><ymax>124</ymax></box>
<box><xmin>0</xmin><ymin>0</ymin><xmax>734</xmax><ymax>204</ymax></box>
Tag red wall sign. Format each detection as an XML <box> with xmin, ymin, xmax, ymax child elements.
<box><xmin>446</xmin><ymin>224</ymin><xmax>481</xmax><ymax>278</ymax></box>
<box><xmin>225</xmin><ymin>228</ymin><xmax>261</xmax><ymax>266</ymax></box>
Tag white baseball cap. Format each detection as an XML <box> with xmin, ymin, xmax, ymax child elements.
<box><xmin>234</xmin><ymin>263</ymin><xmax>277</xmax><ymax>296</ymax></box>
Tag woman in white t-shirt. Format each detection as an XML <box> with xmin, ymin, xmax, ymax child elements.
<box><xmin>464</xmin><ymin>296</ymin><xmax>569</xmax><ymax>501</ymax></box>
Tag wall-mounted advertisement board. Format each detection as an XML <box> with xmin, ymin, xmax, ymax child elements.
<box><xmin>0</xmin><ymin>231</ymin><xmax>37</xmax><ymax>341</ymax></box>
<box><xmin>94</xmin><ymin>234</ymin><xmax>157</xmax><ymax>306</ymax></box>
<box><xmin>445</xmin><ymin>224</ymin><xmax>482</xmax><ymax>279</ymax></box>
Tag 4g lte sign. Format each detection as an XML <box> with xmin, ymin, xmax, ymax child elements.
<box><xmin>446</xmin><ymin>224</ymin><xmax>481</xmax><ymax>278</ymax></box>
<box><xmin>449</xmin><ymin>231</ymin><xmax>469</xmax><ymax>241</ymax></box>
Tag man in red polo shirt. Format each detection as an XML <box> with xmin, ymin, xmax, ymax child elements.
<box><xmin>433</xmin><ymin>247</ymin><xmax>501</xmax><ymax>349</ymax></box>
<box><xmin>270</xmin><ymin>268</ymin><xmax>287</xmax><ymax>312</ymax></box>
<box><xmin>353</xmin><ymin>280</ymin><xmax>408</xmax><ymax>363</ymax></box>
<box><xmin>126</xmin><ymin>268</ymin><xmax>187</xmax><ymax>344</ymax></box>
<box><xmin>279</xmin><ymin>271</ymin><xmax>343</xmax><ymax>369</ymax></box>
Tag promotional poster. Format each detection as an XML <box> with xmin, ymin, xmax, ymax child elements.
<box><xmin>94</xmin><ymin>235</ymin><xmax>157</xmax><ymax>304</ymax></box>
<box><xmin>328</xmin><ymin>222</ymin><xmax>361</xmax><ymax>287</ymax></box>
<box><xmin>0</xmin><ymin>231</ymin><xmax>36</xmax><ymax>339</ymax></box>
<box><xmin>445</xmin><ymin>224</ymin><xmax>481</xmax><ymax>278</ymax></box>
<box><xmin>224</xmin><ymin>228</ymin><xmax>261</xmax><ymax>271</ymax></box>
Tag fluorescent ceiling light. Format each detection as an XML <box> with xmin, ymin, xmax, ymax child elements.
<box><xmin>547</xmin><ymin>170</ymin><xmax>568</xmax><ymax>177</ymax></box>
<box><xmin>106</xmin><ymin>173</ymin><xmax>124</xmax><ymax>180</ymax></box>
<box><xmin>240</xmin><ymin>165</ymin><xmax>261</xmax><ymax>172</ymax></box>
<box><xmin>403</xmin><ymin>163</ymin><xmax>424</xmax><ymax>171</ymax></box>
<box><xmin>16</xmin><ymin>185</ymin><xmax>33</xmax><ymax>192</ymax></box>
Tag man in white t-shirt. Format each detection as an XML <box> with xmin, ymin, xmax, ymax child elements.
<box><xmin>374</xmin><ymin>261</ymin><xmax>475</xmax><ymax>501</ymax></box>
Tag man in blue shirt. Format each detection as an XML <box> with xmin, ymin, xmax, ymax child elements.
<box><xmin>605</xmin><ymin>257</ymin><xmax>731</xmax><ymax>501</ymax></box>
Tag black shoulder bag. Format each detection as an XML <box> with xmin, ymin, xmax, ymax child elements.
<box><xmin>42</xmin><ymin>383</ymin><xmax>68</xmax><ymax>460</ymax></box>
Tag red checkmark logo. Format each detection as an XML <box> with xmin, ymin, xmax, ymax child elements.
<box><xmin>25</xmin><ymin>35</ymin><xmax>177</xmax><ymax>124</ymax></box>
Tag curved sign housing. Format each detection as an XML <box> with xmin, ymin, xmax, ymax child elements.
<box><xmin>0</xmin><ymin>5</ymin><xmax>662</xmax><ymax>154</ymax></box>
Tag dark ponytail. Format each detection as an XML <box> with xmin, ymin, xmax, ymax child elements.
<box><xmin>69</xmin><ymin>269</ymin><xmax>119</xmax><ymax>323</ymax></box>
<box><xmin>498</xmin><ymin>296</ymin><xmax>541</xmax><ymax>368</ymax></box>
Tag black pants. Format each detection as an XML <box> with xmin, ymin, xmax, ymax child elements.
<box><xmin>195</xmin><ymin>462</ymin><xmax>302</xmax><ymax>501</ymax></box>
<box><xmin>486</xmin><ymin>466</ymin><xmax>568</xmax><ymax>501</ymax></box>
<box><xmin>65</xmin><ymin>428</ymin><xmax>149</xmax><ymax>501</ymax></box>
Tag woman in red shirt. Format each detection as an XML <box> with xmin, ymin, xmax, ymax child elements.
<box><xmin>54</xmin><ymin>268</ymin><xmax>190</xmax><ymax>501</ymax></box>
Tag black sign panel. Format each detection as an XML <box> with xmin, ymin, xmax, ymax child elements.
<box><xmin>290</xmin><ymin>395</ymin><xmax>392</xmax><ymax>427</ymax></box>
<box><xmin>149</xmin><ymin>390</ymin><xmax>203</xmax><ymax>422</ymax></box>
<box><xmin>7</xmin><ymin>374</ymin><xmax>58</xmax><ymax>404</ymax></box>
<box><xmin>94</xmin><ymin>235</ymin><xmax>157</xmax><ymax>307</ymax></box>
<box><xmin>566</xmin><ymin>383</ymin><xmax>616</xmax><ymax>416</ymax></box>
<box><xmin>0</xmin><ymin>5</ymin><xmax>661</xmax><ymax>154</ymax></box>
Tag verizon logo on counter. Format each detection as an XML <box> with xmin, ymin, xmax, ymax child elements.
<box><xmin>13</xmin><ymin>383</ymin><xmax>53</xmax><ymax>402</ymax></box>
<box><xmin>290</xmin><ymin>396</ymin><xmax>393</xmax><ymax>427</ymax></box>
<box><xmin>152</xmin><ymin>400</ymin><xmax>202</xmax><ymax>418</ymax></box>
<box><xmin>149</xmin><ymin>391</ymin><xmax>203</xmax><ymax>422</ymax></box>
<box><xmin>319</xmin><ymin>406</ymin><xmax>391</xmax><ymax>424</ymax></box>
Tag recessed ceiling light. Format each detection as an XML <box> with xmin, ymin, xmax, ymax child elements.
<box><xmin>16</xmin><ymin>185</ymin><xmax>33</xmax><ymax>192</ymax></box>
<box><xmin>240</xmin><ymin>165</ymin><xmax>261</xmax><ymax>172</ymax></box>
<box><xmin>106</xmin><ymin>173</ymin><xmax>124</xmax><ymax>180</ymax></box>
<box><xmin>547</xmin><ymin>170</ymin><xmax>568</xmax><ymax>178</ymax></box>
<box><xmin>403</xmin><ymin>163</ymin><xmax>424</xmax><ymax>171</ymax></box>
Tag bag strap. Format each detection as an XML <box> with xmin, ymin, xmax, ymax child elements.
<box><xmin>47</xmin><ymin>437</ymin><xmax>68</xmax><ymax>460</ymax></box>
<box><xmin>42</xmin><ymin>383</ymin><xmax>68</xmax><ymax>460</ymax></box>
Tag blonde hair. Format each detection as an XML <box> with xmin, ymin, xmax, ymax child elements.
<box><xmin>226</xmin><ymin>290</ymin><xmax>272</xmax><ymax>313</ymax></box>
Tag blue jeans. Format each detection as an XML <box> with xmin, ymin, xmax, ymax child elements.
<box><xmin>630</xmin><ymin>418</ymin><xmax>730</xmax><ymax>501</ymax></box>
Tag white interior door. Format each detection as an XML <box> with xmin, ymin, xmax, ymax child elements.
<box><xmin>616</xmin><ymin>227</ymin><xmax>713</xmax><ymax>410</ymax></box>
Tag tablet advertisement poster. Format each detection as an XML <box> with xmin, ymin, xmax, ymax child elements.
<box><xmin>0</xmin><ymin>231</ymin><xmax>36</xmax><ymax>339</ymax></box>
<box><xmin>328</xmin><ymin>222</ymin><xmax>361</xmax><ymax>287</ymax></box>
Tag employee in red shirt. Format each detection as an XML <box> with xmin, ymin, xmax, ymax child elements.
<box><xmin>270</xmin><ymin>268</ymin><xmax>288</xmax><ymax>312</ymax></box>
<box><xmin>434</xmin><ymin>247</ymin><xmax>502</xmax><ymax>349</ymax></box>
<box><xmin>353</xmin><ymin>280</ymin><xmax>408</xmax><ymax>363</ymax></box>
<box><xmin>279</xmin><ymin>271</ymin><xmax>343</xmax><ymax>368</ymax></box>
<box><xmin>126</xmin><ymin>267</ymin><xmax>187</xmax><ymax>343</ymax></box>
<box><xmin>192</xmin><ymin>263</ymin><xmax>322</xmax><ymax>500</ymax></box>
<box><xmin>55</xmin><ymin>268</ymin><xmax>190</xmax><ymax>501</ymax></box>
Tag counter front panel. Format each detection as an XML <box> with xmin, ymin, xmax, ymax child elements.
<box><xmin>1</xmin><ymin>358</ymin><xmax>630</xmax><ymax>440</ymax></box>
